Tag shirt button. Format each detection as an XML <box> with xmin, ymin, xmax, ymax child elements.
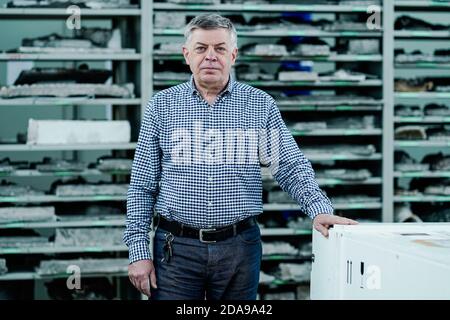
<box><xmin>208</xmin><ymin>202</ymin><xmax>213</xmax><ymax>207</ymax></box>
<box><xmin>208</xmin><ymin>177</ymin><xmax>213</xmax><ymax>182</ymax></box>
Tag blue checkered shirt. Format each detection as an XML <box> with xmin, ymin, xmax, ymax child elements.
<box><xmin>124</xmin><ymin>75</ymin><xmax>334</xmax><ymax>263</ymax></box>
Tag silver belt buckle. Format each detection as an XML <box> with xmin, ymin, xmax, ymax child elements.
<box><xmin>199</xmin><ymin>228</ymin><xmax>217</xmax><ymax>243</ymax></box>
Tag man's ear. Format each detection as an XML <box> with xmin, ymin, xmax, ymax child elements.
<box><xmin>230</xmin><ymin>47</ymin><xmax>238</xmax><ymax>66</ymax></box>
<box><xmin>182</xmin><ymin>46</ymin><xmax>190</xmax><ymax>65</ymax></box>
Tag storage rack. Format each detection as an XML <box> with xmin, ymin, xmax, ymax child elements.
<box><xmin>0</xmin><ymin>0</ymin><xmax>148</xmax><ymax>300</ymax></box>
<box><xmin>393</xmin><ymin>1</ymin><xmax>450</xmax><ymax>220</ymax></box>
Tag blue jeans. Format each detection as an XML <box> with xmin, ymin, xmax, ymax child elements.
<box><xmin>151</xmin><ymin>223</ymin><xmax>262</xmax><ymax>300</ymax></box>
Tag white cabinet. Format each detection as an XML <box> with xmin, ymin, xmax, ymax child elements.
<box><xmin>311</xmin><ymin>223</ymin><xmax>450</xmax><ymax>300</ymax></box>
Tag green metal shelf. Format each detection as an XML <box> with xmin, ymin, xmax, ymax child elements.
<box><xmin>0</xmin><ymin>271</ymin><xmax>128</xmax><ymax>281</ymax></box>
<box><xmin>290</xmin><ymin>129</ymin><xmax>382</xmax><ymax>136</ymax></box>
<box><xmin>0</xmin><ymin>195</ymin><xmax>126</xmax><ymax>204</ymax></box>
<box><xmin>153</xmin><ymin>80</ymin><xmax>383</xmax><ymax>87</ymax></box>
<box><xmin>260</xmin><ymin>228</ymin><xmax>312</xmax><ymax>236</ymax></box>
<box><xmin>395</xmin><ymin>140</ymin><xmax>450</xmax><ymax>147</ymax></box>
<box><xmin>153</xmin><ymin>3</ymin><xmax>378</xmax><ymax>13</ymax></box>
<box><xmin>0</xmin><ymin>8</ymin><xmax>141</xmax><ymax>16</ymax></box>
<box><xmin>0</xmin><ymin>245</ymin><xmax>128</xmax><ymax>255</ymax></box>
<box><xmin>305</xmin><ymin>153</ymin><xmax>382</xmax><ymax>161</ymax></box>
<box><xmin>395</xmin><ymin>62</ymin><xmax>450</xmax><ymax>69</ymax></box>
<box><xmin>0</xmin><ymin>219</ymin><xmax>125</xmax><ymax>230</ymax></box>
<box><xmin>395</xmin><ymin>30</ymin><xmax>450</xmax><ymax>38</ymax></box>
<box><xmin>394</xmin><ymin>171</ymin><xmax>450</xmax><ymax>178</ymax></box>
<box><xmin>0</xmin><ymin>143</ymin><xmax>137</xmax><ymax>152</ymax></box>
<box><xmin>395</xmin><ymin>92</ymin><xmax>450</xmax><ymax>99</ymax></box>
<box><xmin>0</xmin><ymin>53</ymin><xmax>141</xmax><ymax>61</ymax></box>
<box><xmin>279</xmin><ymin>105</ymin><xmax>383</xmax><ymax>112</ymax></box>
<box><xmin>0</xmin><ymin>169</ymin><xmax>130</xmax><ymax>178</ymax></box>
<box><xmin>154</xmin><ymin>29</ymin><xmax>383</xmax><ymax>38</ymax></box>
<box><xmin>261</xmin><ymin>255</ymin><xmax>312</xmax><ymax>262</ymax></box>
<box><xmin>394</xmin><ymin>116</ymin><xmax>450</xmax><ymax>123</ymax></box>
<box><xmin>0</xmin><ymin>98</ymin><xmax>141</xmax><ymax>106</ymax></box>
<box><xmin>263</xmin><ymin>203</ymin><xmax>382</xmax><ymax>211</ymax></box>
<box><xmin>395</xmin><ymin>1</ymin><xmax>450</xmax><ymax>9</ymax></box>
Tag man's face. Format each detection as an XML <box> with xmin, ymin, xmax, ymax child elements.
<box><xmin>183</xmin><ymin>28</ymin><xmax>237</xmax><ymax>86</ymax></box>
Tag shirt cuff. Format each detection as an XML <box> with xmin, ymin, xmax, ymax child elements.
<box><xmin>128</xmin><ymin>241</ymin><xmax>151</xmax><ymax>264</ymax></box>
<box><xmin>307</xmin><ymin>202</ymin><xmax>334</xmax><ymax>220</ymax></box>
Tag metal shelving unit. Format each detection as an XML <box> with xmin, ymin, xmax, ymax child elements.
<box><xmin>154</xmin><ymin>0</ymin><xmax>388</xmax><ymax>295</ymax></box>
<box><xmin>0</xmin><ymin>1</ymin><xmax>148</xmax><ymax>300</ymax></box>
<box><xmin>0</xmin><ymin>98</ymin><xmax>142</xmax><ymax>106</ymax></box>
<box><xmin>154</xmin><ymin>54</ymin><xmax>383</xmax><ymax>62</ymax></box>
<box><xmin>393</xmin><ymin>0</ymin><xmax>450</xmax><ymax>225</ymax></box>
<box><xmin>262</xmin><ymin>255</ymin><xmax>312</xmax><ymax>262</ymax></box>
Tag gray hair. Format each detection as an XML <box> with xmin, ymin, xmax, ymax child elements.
<box><xmin>184</xmin><ymin>13</ymin><xmax>238</xmax><ymax>49</ymax></box>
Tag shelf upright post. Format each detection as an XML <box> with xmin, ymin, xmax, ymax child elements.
<box><xmin>382</xmin><ymin>0</ymin><xmax>395</xmax><ymax>222</ymax></box>
<box><xmin>141</xmin><ymin>0</ymin><xmax>152</xmax><ymax>120</ymax></box>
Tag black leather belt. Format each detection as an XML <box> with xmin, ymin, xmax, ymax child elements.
<box><xmin>156</xmin><ymin>215</ymin><xmax>257</xmax><ymax>243</ymax></box>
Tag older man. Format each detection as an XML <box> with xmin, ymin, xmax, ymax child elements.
<box><xmin>124</xmin><ymin>13</ymin><xmax>357</xmax><ymax>300</ymax></box>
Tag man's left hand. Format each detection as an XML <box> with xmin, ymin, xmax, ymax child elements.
<box><xmin>313</xmin><ymin>214</ymin><xmax>358</xmax><ymax>238</ymax></box>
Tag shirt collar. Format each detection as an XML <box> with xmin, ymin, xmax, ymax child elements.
<box><xmin>189</xmin><ymin>74</ymin><xmax>235</xmax><ymax>97</ymax></box>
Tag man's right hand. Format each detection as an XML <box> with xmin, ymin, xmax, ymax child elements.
<box><xmin>128</xmin><ymin>259</ymin><xmax>157</xmax><ymax>297</ymax></box>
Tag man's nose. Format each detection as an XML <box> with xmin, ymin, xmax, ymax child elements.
<box><xmin>205</xmin><ymin>47</ymin><xmax>217</xmax><ymax>61</ymax></box>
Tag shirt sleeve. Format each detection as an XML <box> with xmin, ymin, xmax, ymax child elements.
<box><xmin>124</xmin><ymin>98</ymin><xmax>162</xmax><ymax>264</ymax></box>
<box><xmin>259</xmin><ymin>99</ymin><xmax>334</xmax><ymax>220</ymax></box>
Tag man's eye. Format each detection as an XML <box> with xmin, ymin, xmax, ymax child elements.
<box><xmin>216</xmin><ymin>47</ymin><xmax>226</xmax><ymax>52</ymax></box>
<box><xmin>195</xmin><ymin>47</ymin><xmax>206</xmax><ymax>52</ymax></box>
